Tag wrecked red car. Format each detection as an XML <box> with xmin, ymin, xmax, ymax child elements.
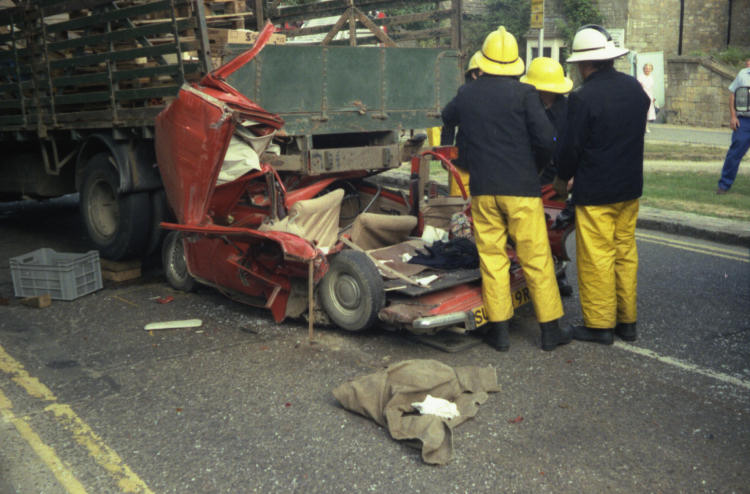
<box><xmin>155</xmin><ymin>26</ymin><xmax>574</xmax><ymax>335</ymax></box>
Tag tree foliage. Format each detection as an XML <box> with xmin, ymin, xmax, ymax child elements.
<box><xmin>462</xmin><ymin>0</ymin><xmax>530</xmax><ymax>59</ymax></box>
<box><xmin>556</xmin><ymin>0</ymin><xmax>603</xmax><ymax>47</ymax></box>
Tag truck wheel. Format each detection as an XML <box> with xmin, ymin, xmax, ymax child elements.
<box><xmin>162</xmin><ymin>230</ymin><xmax>195</xmax><ymax>292</ymax></box>
<box><xmin>145</xmin><ymin>189</ymin><xmax>169</xmax><ymax>258</ymax></box>
<box><xmin>80</xmin><ymin>153</ymin><xmax>149</xmax><ymax>260</ymax></box>
<box><xmin>319</xmin><ymin>250</ymin><xmax>384</xmax><ymax>331</ymax></box>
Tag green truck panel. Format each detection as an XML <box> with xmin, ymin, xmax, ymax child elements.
<box><xmin>224</xmin><ymin>45</ymin><xmax>462</xmax><ymax>135</ymax></box>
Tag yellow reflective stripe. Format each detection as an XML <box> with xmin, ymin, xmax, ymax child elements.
<box><xmin>0</xmin><ymin>388</ymin><xmax>88</xmax><ymax>494</ymax></box>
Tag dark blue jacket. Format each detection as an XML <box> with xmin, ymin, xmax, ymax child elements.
<box><xmin>441</xmin><ymin>75</ymin><xmax>554</xmax><ymax>197</ymax></box>
<box><xmin>539</xmin><ymin>94</ymin><xmax>568</xmax><ymax>184</ymax></box>
<box><xmin>557</xmin><ymin>67</ymin><xmax>650</xmax><ymax>205</ymax></box>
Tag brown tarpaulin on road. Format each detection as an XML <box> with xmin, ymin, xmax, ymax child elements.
<box><xmin>332</xmin><ymin>359</ymin><xmax>500</xmax><ymax>464</ymax></box>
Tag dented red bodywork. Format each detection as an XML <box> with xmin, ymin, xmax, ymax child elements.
<box><xmin>154</xmin><ymin>23</ymin><xmax>574</xmax><ymax>331</ymax></box>
<box><xmin>155</xmin><ymin>23</ymin><xmax>323</xmax><ymax>322</ymax></box>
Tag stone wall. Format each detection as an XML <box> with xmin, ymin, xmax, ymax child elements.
<box><xmin>730</xmin><ymin>0</ymin><xmax>750</xmax><ymax>46</ymax></box>
<box><xmin>595</xmin><ymin>0</ymin><xmax>748</xmax><ymax>56</ymax></box>
<box><xmin>623</xmin><ymin>0</ymin><xmax>681</xmax><ymax>54</ymax></box>
<box><xmin>666</xmin><ymin>57</ymin><xmax>736</xmax><ymax>127</ymax></box>
<box><xmin>682</xmin><ymin>0</ymin><xmax>730</xmax><ymax>54</ymax></box>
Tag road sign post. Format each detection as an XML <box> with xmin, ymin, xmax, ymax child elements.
<box><xmin>531</xmin><ymin>0</ymin><xmax>544</xmax><ymax>58</ymax></box>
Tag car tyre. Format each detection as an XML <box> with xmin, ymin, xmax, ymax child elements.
<box><xmin>162</xmin><ymin>230</ymin><xmax>195</xmax><ymax>292</ymax></box>
<box><xmin>319</xmin><ymin>250</ymin><xmax>384</xmax><ymax>331</ymax></box>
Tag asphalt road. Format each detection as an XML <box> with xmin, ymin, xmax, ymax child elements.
<box><xmin>645</xmin><ymin>124</ymin><xmax>732</xmax><ymax>148</ymax></box>
<box><xmin>1</xmin><ymin>197</ymin><xmax>749</xmax><ymax>494</ymax></box>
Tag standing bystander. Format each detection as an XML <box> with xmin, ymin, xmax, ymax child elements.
<box><xmin>553</xmin><ymin>25</ymin><xmax>650</xmax><ymax>345</ymax></box>
<box><xmin>717</xmin><ymin>58</ymin><xmax>750</xmax><ymax>194</ymax></box>
<box><xmin>638</xmin><ymin>63</ymin><xmax>656</xmax><ymax>132</ymax></box>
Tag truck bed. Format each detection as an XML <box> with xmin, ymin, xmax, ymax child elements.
<box><xmin>0</xmin><ymin>0</ymin><xmax>209</xmax><ymax>131</ymax></box>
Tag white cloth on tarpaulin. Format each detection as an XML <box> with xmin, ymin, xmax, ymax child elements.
<box><xmin>411</xmin><ymin>395</ymin><xmax>460</xmax><ymax>420</ymax></box>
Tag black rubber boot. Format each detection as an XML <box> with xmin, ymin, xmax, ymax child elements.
<box><xmin>568</xmin><ymin>325</ymin><xmax>614</xmax><ymax>345</ymax></box>
<box><xmin>484</xmin><ymin>321</ymin><xmax>510</xmax><ymax>352</ymax></box>
<box><xmin>615</xmin><ymin>322</ymin><xmax>637</xmax><ymax>341</ymax></box>
<box><xmin>540</xmin><ymin>320</ymin><xmax>572</xmax><ymax>351</ymax></box>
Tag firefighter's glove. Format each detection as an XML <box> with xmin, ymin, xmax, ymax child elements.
<box><xmin>553</xmin><ymin>176</ymin><xmax>569</xmax><ymax>200</ymax></box>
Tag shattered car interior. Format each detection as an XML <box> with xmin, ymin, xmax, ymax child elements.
<box><xmin>155</xmin><ymin>24</ymin><xmax>574</xmax><ymax>337</ymax></box>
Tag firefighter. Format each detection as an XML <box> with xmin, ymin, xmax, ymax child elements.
<box><xmin>441</xmin><ymin>27</ymin><xmax>570</xmax><ymax>352</ymax></box>
<box><xmin>520</xmin><ymin>57</ymin><xmax>573</xmax><ymax>182</ymax></box>
<box><xmin>520</xmin><ymin>57</ymin><xmax>575</xmax><ymax>297</ymax></box>
<box><xmin>441</xmin><ymin>50</ymin><xmax>482</xmax><ymax>195</ymax></box>
<box><xmin>554</xmin><ymin>25</ymin><xmax>650</xmax><ymax>344</ymax></box>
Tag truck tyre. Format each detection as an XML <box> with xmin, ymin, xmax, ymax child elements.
<box><xmin>162</xmin><ymin>230</ymin><xmax>195</xmax><ymax>292</ymax></box>
<box><xmin>145</xmin><ymin>189</ymin><xmax>169</xmax><ymax>258</ymax></box>
<box><xmin>80</xmin><ymin>153</ymin><xmax>149</xmax><ymax>260</ymax></box>
<box><xmin>319</xmin><ymin>250</ymin><xmax>384</xmax><ymax>331</ymax></box>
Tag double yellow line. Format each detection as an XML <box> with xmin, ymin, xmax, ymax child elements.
<box><xmin>636</xmin><ymin>231</ymin><xmax>749</xmax><ymax>263</ymax></box>
<box><xmin>0</xmin><ymin>346</ymin><xmax>153</xmax><ymax>494</ymax></box>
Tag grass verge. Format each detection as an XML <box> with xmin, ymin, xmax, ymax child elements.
<box><xmin>644</xmin><ymin>142</ymin><xmax>728</xmax><ymax>161</ymax></box>
<box><xmin>642</xmin><ymin>169</ymin><xmax>750</xmax><ymax>221</ymax></box>
<box><xmin>407</xmin><ymin>158</ymin><xmax>750</xmax><ymax>222</ymax></box>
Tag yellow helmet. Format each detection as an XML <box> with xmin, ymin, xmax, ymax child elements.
<box><xmin>466</xmin><ymin>50</ymin><xmax>481</xmax><ymax>74</ymax></box>
<box><xmin>520</xmin><ymin>57</ymin><xmax>574</xmax><ymax>94</ymax></box>
<box><xmin>477</xmin><ymin>26</ymin><xmax>524</xmax><ymax>77</ymax></box>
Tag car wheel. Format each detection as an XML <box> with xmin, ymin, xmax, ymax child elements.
<box><xmin>80</xmin><ymin>153</ymin><xmax>149</xmax><ymax>260</ymax></box>
<box><xmin>319</xmin><ymin>250</ymin><xmax>384</xmax><ymax>331</ymax></box>
<box><xmin>161</xmin><ymin>231</ymin><xmax>195</xmax><ymax>292</ymax></box>
<box><xmin>162</xmin><ymin>231</ymin><xmax>195</xmax><ymax>292</ymax></box>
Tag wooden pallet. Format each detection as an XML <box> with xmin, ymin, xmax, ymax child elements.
<box><xmin>208</xmin><ymin>28</ymin><xmax>285</xmax><ymax>67</ymax></box>
<box><xmin>204</xmin><ymin>0</ymin><xmax>245</xmax><ymax>29</ymax></box>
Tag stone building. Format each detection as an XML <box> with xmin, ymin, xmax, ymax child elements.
<box><xmin>518</xmin><ymin>0</ymin><xmax>750</xmax><ymax>127</ymax></box>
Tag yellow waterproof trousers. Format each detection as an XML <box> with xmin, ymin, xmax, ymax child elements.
<box><xmin>472</xmin><ymin>195</ymin><xmax>563</xmax><ymax>323</ymax></box>
<box><xmin>575</xmin><ymin>199</ymin><xmax>639</xmax><ymax>329</ymax></box>
<box><xmin>449</xmin><ymin>167</ymin><xmax>470</xmax><ymax>197</ymax></box>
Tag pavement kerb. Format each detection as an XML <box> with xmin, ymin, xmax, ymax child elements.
<box><xmin>369</xmin><ymin>174</ymin><xmax>750</xmax><ymax>248</ymax></box>
<box><xmin>637</xmin><ymin>206</ymin><xmax>750</xmax><ymax>248</ymax></box>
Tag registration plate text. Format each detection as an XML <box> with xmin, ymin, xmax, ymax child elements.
<box><xmin>472</xmin><ymin>287</ymin><xmax>532</xmax><ymax>328</ymax></box>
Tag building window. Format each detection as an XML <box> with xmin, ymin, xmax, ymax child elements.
<box><xmin>532</xmin><ymin>47</ymin><xmax>552</xmax><ymax>58</ymax></box>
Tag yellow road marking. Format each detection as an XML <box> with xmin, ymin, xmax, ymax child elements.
<box><xmin>635</xmin><ymin>234</ymin><xmax>749</xmax><ymax>263</ymax></box>
<box><xmin>636</xmin><ymin>231</ymin><xmax>748</xmax><ymax>256</ymax></box>
<box><xmin>0</xmin><ymin>345</ymin><xmax>154</xmax><ymax>494</ymax></box>
<box><xmin>46</xmin><ymin>404</ymin><xmax>154</xmax><ymax>494</ymax></box>
<box><xmin>0</xmin><ymin>349</ymin><xmax>56</xmax><ymax>401</ymax></box>
<box><xmin>0</xmin><ymin>389</ymin><xmax>88</xmax><ymax>494</ymax></box>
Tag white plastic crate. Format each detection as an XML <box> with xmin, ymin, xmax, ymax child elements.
<box><xmin>9</xmin><ymin>248</ymin><xmax>103</xmax><ymax>301</ymax></box>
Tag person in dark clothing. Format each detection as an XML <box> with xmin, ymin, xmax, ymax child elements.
<box><xmin>520</xmin><ymin>56</ymin><xmax>575</xmax><ymax>297</ymax></box>
<box><xmin>521</xmin><ymin>56</ymin><xmax>573</xmax><ymax>182</ymax></box>
<box><xmin>440</xmin><ymin>50</ymin><xmax>481</xmax><ymax>195</ymax></box>
<box><xmin>553</xmin><ymin>25</ymin><xmax>650</xmax><ymax>345</ymax></box>
<box><xmin>441</xmin><ymin>27</ymin><xmax>570</xmax><ymax>352</ymax></box>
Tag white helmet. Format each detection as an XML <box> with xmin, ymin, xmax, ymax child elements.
<box><xmin>566</xmin><ymin>25</ymin><xmax>629</xmax><ymax>63</ymax></box>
